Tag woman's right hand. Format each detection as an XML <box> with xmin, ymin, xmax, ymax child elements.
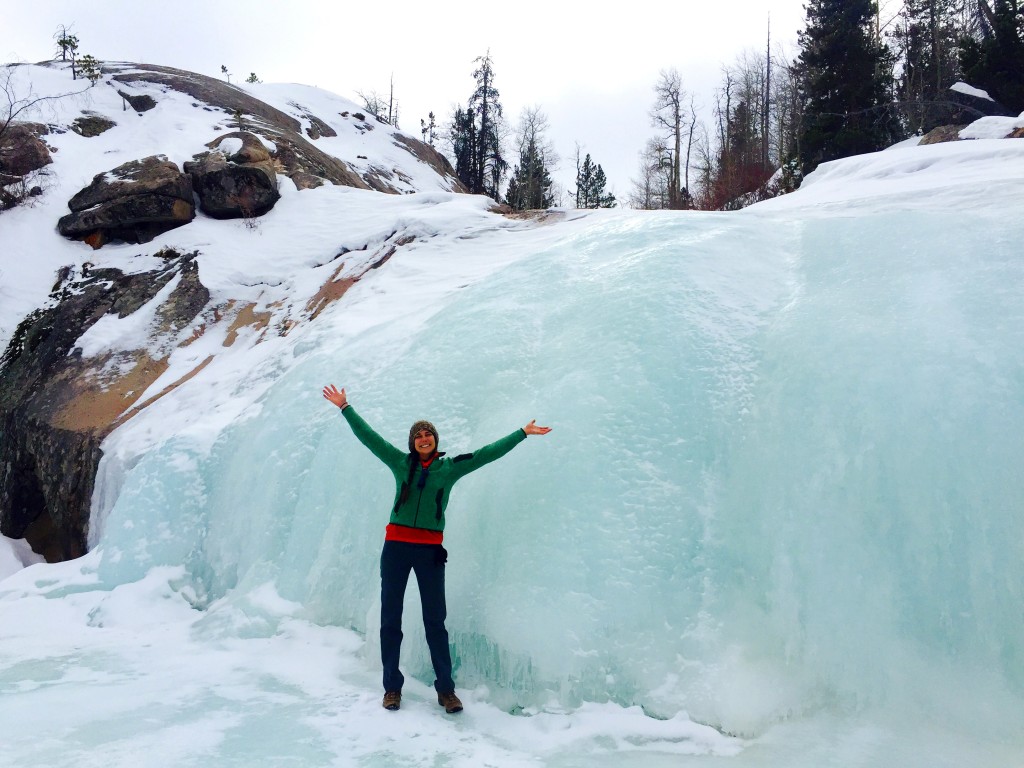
<box><xmin>322</xmin><ymin>384</ymin><xmax>348</xmax><ymax>409</ymax></box>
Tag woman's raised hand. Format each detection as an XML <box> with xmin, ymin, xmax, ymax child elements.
<box><xmin>322</xmin><ymin>384</ymin><xmax>348</xmax><ymax>409</ymax></box>
<box><xmin>523</xmin><ymin>419</ymin><xmax>552</xmax><ymax>436</ymax></box>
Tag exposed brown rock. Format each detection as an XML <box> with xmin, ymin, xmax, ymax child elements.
<box><xmin>919</xmin><ymin>125</ymin><xmax>967</xmax><ymax>145</ymax></box>
<box><xmin>223</xmin><ymin>301</ymin><xmax>273</xmax><ymax>347</ymax></box>
<box><xmin>58</xmin><ymin>155</ymin><xmax>195</xmax><ymax>246</ymax></box>
<box><xmin>1008</xmin><ymin>127</ymin><xmax>1024</xmax><ymax>139</ymax></box>
<box><xmin>392</xmin><ymin>134</ymin><xmax>466</xmax><ymax>192</ymax></box>
<box><xmin>306</xmin><ymin>263</ymin><xmax>357</xmax><ymax>321</ymax></box>
<box><xmin>0</xmin><ymin>123</ymin><xmax>52</xmax><ymax>177</ymax></box>
<box><xmin>207</xmin><ymin>131</ymin><xmax>272</xmax><ymax>163</ymax></box>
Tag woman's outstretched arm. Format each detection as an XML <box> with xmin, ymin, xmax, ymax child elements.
<box><xmin>322</xmin><ymin>384</ymin><xmax>405</xmax><ymax>469</ymax></box>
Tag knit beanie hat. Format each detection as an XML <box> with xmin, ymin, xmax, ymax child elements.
<box><xmin>408</xmin><ymin>420</ymin><xmax>439</xmax><ymax>453</ymax></box>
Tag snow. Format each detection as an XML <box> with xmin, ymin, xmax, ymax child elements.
<box><xmin>958</xmin><ymin>111</ymin><xmax>1024</xmax><ymax>140</ymax></box>
<box><xmin>2</xmin><ymin>61</ymin><xmax>1024</xmax><ymax>767</ymax></box>
<box><xmin>0</xmin><ymin>536</ymin><xmax>45</xmax><ymax>580</ymax></box>
<box><xmin>950</xmin><ymin>80</ymin><xmax>994</xmax><ymax>101</ymax></box>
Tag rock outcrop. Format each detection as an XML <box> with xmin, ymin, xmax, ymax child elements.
<box><xmin>0</xmin><ymin>250</ymin><xmax>210</xmax><ymax>561</ymax></box>
<box><xmin>947</xmin><ymin>84</ymin><xmax>1013</xmax><ymax>123</ymax></box>
<box><xmin>105</xmin><ymin>62</ymin><xmax>462</xmax><ymax>193</ymax></box>
<box><xmin>57</xmin><ymin>155</ymin><xmax>195</xmax><ymax>247</ymax></box>
<box><xmin>0</xmin><ymin>122</ymin><xmax>52</xmax><ymax>181</ymax></box>
<box><xmin>919</xmin><ymin>125</ymin><xmax>968</xmax><ymax>145</ymax></box>
<box><xmin>185</xmin><ymin>132</ymin><xmax>281</xmax><ymax>219</ymax></box>
<box><xmin>116</xmin><ymin>89</ymin><xmax>157</xmax><ymax>113</ymax></box>
<box><xmin>71</xmin><ymin>113</ymin><xmax>117</xmax><ymax>137</ymax></box>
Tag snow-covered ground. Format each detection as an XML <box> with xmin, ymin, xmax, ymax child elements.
<box><xmin>2</xmin><ymin>62</ymin><xmax>1024</xmax><ymax>767</ymax></box>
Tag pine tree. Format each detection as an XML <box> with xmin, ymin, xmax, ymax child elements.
<box><xmin>507</xmin><ymin>136</ymin><xmax>555</xmax><ymax>210</ymax></box>
<box><xmin>795</xmin><ymin>0</ymin><xmax>901</xmax><ymax>173</ymax></box>
<box><xmin>449</xmin><ymin>106</ymin><xmax>478</xmax><ymax>191</ymax></box>
<box><xmin>959</xmin><ymin>0</ymin><xmax>1024</xmax><ymax>111</ymax></box>
<box><xmin>420</xmin><ymin>112</ymin><xmax>438</xmax><ymax>146</ymax></box>
<box><xmin>245</xmin><ymin>72</ymin><xmax>261</xmax><ymax>84</ymax></box>
<box><xmin>575</xmin><ymin>153</ymin><xmax>616</xmax><ymax>209</ymax></box>
<box><xmin>78</xmin><ymin>55</ymin><xmax>101</xmax><ymax>87</ymax></box>
<box><xmin>53</xmin><ymin>26</ymin><xmax>78</xmax><ymax>64</ymax></box>
<box><xmin>446</xmin><ymin>54</ymin><xmax>508</xmax><ymax>200</ymax></box>
<box><xmin>507</xmin><ymin>107</ymin><xmax>556</xmax><ymax>211</ymax></box>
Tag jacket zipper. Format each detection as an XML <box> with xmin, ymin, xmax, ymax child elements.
<box><xmin>412</xmin><ymin>486</ymin><xmax>424</xmax><ymax>528</ymax></box>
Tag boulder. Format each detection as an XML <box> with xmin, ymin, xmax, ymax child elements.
<box><xmin>207</xmin><ymin>131</ymin><xmax>272</xmax><ymax>164</ymax></box>
<box><xmin>117</xmin><ymin>89</ymin><xmax>157</xmax><ymax>112</ymax></box>
<box><xmin>185</xmin><ymin>133</ymin><xmax>281</xmax><ymax>219</ymax></box>
<box><xmin>947</xmin><ymin>83</ymin><xmax>1013</xmax><ymax>122</ymax></box>
<box><xmin>0</xmin><ymin>123</ymin><xmax>52</xmax><ymax>178</ymax></box>
<box><xmin>919</xmin><ymin>125</ymin><xmax>967</xmax><ymax>145</ymax></box>
<box><xmin>71</xmin><ymin>114</ymin><xmax>117</xmax><ymax>137</ymax></box>
<box><xmin>57</xmin><ymin>155</ymin><xmax>195</xmax><ymax>247</ymax></box>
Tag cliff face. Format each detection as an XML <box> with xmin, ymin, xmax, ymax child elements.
<box><xmin>0</xmin><ymin>251</ymin><xmax>209</xmax><ymax>561</ymax></box>
<box><xmin>0</xmin><ymin>60</ymin><xmax>476</xmax><ymax>563</ymax></box>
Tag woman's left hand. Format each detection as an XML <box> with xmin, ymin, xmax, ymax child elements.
<box><xmin>523</xmin><ymin>420</ymin><xmax>552</xmax><ymax>436</ymax></box>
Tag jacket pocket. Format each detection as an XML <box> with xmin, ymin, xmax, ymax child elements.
<box><xmin>393</xmin><ymin>482</ymin><xmax>408</xmax><ymax>515</ymax></box>
<box><xmin>434</xmin><ymin>488</ymin><xmax>444</xmax><ymax>521</ymax></box>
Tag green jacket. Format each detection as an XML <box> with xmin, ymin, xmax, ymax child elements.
<box><xmin>341</xmin><ymin>405</ymin><xmax>527</xmax><ymax>532</ymax></box>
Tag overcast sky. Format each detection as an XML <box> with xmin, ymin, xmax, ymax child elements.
<box><xmin>2</xmin><ymin>0</ymin><xmax>808</xmax><ymax>203</ymax></box>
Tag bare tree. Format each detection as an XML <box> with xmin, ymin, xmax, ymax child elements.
<box><xmin>356</xmin><ymin>75</ymin><xmax>399</xmax><ymax>127</ymax></box>
<box><xmin>515</xmin><ymin>106</ymin><xmax>558</xmax><ymax>167</ymax></box>
<box><xmin>650</xmin><ymin>68</ymin><xmax>688</xmax><ymax>209</ymax></box>
<box><xmin>628</xmin><ymin>137</ymin><xmax>674</xmax><ymax>209</ymax></box>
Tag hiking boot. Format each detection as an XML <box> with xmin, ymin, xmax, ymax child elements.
<box><xmin>382</xmin><ymin>690</ymin><xmax>401</xmax><ymax>711</ymax></box>
<box><xmin>437</xmin><ymin>690</ymin><xmax>463</xmax><ymax>714</ymax></box>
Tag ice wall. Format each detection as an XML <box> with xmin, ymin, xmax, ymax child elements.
<box><xmin>94</xmin><ymin>200</ymin><xmax>1024</xmax><ymax>738</ymax></box>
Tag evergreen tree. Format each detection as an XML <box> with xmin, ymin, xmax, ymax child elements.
<box><xmin>507</xmin><ymin>135</ymin><xmax>554</xmax><ymax>210</ymax></box>
<box><xmin>245</xmin><ymin>72</ymin><xmax>261</xmax><ymax>84</ymax></box>
<box><xmin>447</xmin><ymin>52</ymin><xmax>507</xmax><ymax>199</ymax></box>
<box><xmin>78</xmin><ymin>55</ymin><xmax>101</xmax><ymax>86</ymax></box>
<box><xmin>471</xmin><ymin>53</ymin><xmax>507</xmax><ymax>199</ymax></box>
<box><xmin>420</xmin><ymin>111</ymin><xmax>438</xmax><ymax>146</ymax></box>
<box><xmin>449</xmin><ymin>106</ymin><xmax>478</xmax><ymax>191</ymax></box>
<box><xmin>507</xmin><ymin>107</ymin><xmax>556</xmax><ymax>211</ymax></box>
<box><xmin>795</xmin><ymin>0</ymin><xmax>901</xmax><ymax>173</ymax></box>
<box><xmin>960</xmin><ymin>0</ymin><xmax>1024</xmax><ymax>111</ymax></box>
<box><xmin>575</xmin><ymin>153</ymin><xmax>616</xmax><ymax>209</ymax></box>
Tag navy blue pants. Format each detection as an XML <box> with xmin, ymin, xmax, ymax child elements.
<box><xmin>379</xmin><ymin>541</ymin><xmax>454</xmax><ymax>694</ymax></box>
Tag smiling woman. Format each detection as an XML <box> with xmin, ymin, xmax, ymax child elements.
<box><xmin>320</xmin><ymin>383</ymin><xmax>551</xmax><ymax>714</ymax></box>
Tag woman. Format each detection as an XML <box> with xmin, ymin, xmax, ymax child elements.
<box><xmin>322</xmin><ymin>383</ymin><xmax>551</xmax><ymax>713</ymax></box>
